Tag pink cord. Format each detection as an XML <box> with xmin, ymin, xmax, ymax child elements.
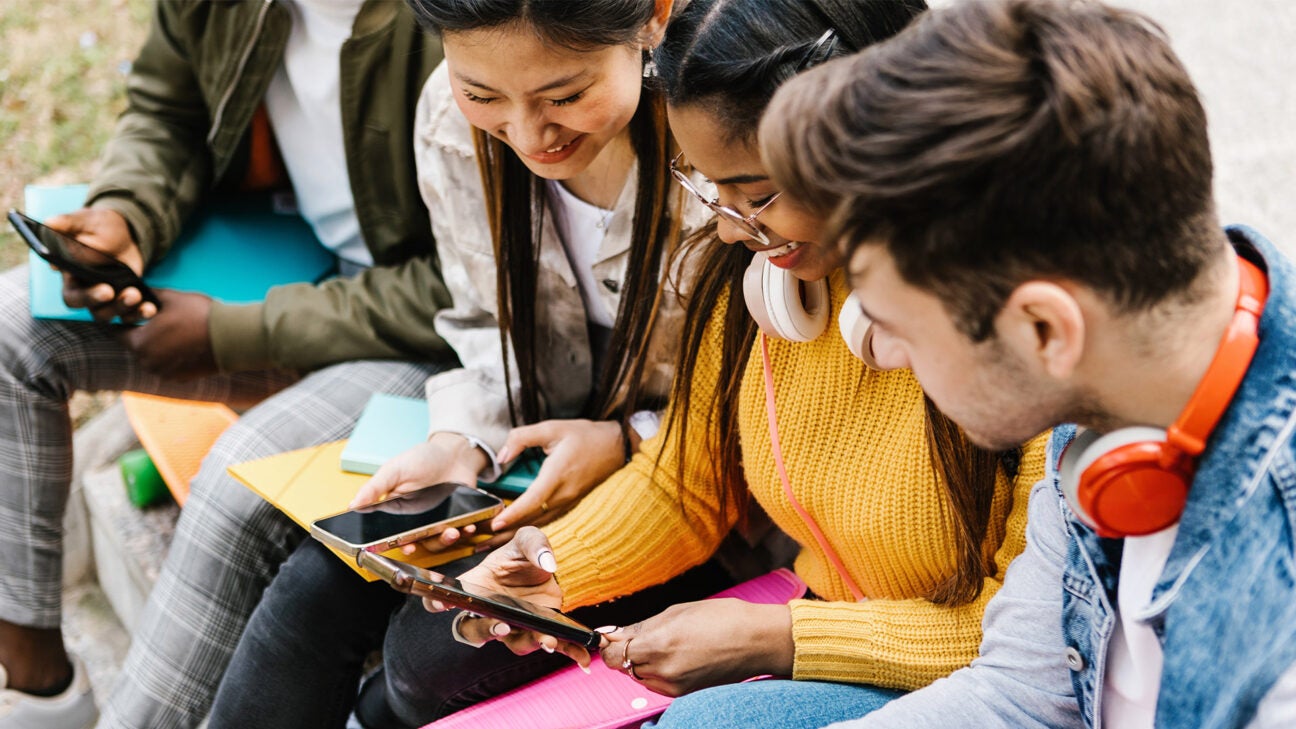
<box><xmin>760</xmin><ymin>334</ymin><xmax>865</xmax><ymax>601</ymax></box>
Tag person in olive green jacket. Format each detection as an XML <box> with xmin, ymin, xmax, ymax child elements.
<box><xmin>0</xmin><ymin>2</ymin><xmax>454</xmax><ymax>728</ymax></box>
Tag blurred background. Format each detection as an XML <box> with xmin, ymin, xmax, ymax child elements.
<box><xmin>1</xmin><ymin>0</ymin><xmax>1292</xmax><ymax>262</ymax></box>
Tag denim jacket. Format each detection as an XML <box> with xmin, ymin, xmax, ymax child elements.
<box><xmin>1062</xmin><ymin>226</ymin><xmax>1296</xmax><ymax>728</ymax></box>
<box><xmin>834</xmin><ymin>226</ymin><xmax>1296</xmax><ymax>729</ymax></box>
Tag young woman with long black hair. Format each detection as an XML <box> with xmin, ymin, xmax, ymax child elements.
<box><xmin>206</xmin><ymin>2</ymin><xmax>736</xmax><ymax>727</ymax></box>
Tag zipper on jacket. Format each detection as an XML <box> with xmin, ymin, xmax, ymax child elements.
<box><xmin>207</xmin><ymin>0</ymin><xmax>274</xmax><ymax>146</ymax></box>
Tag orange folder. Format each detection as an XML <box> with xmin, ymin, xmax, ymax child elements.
<box><xmin>120</xmin><ymin>392</ymin><xmax>240</xmax><ymax>507</ymax></box>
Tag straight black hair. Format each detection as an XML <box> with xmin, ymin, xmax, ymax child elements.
<box><xmin>407</xmin><ymin>0</ymin><xmax>682</xmax><ymax>428</ymax></box>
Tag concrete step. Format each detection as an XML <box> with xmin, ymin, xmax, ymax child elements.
<box><xmin>83</xmin><ymin>459</ymin><xmax>178</xmax><ymax>634</ymax></box>
<box><xmin>65</xmin><ymin>399</ymin><xmax>182</xmax><ymax>700</ymax></box>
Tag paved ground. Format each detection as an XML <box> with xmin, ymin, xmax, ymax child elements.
<box><xmin>67</xmin><ymin>0</ymin><xmax>1294</xmax><ymax>717</ymax></box>
<box><xmin>1119</xmin><ymin>0</ymin><xmax>1296</xmax><ymax>251</ymax></box>
<box><xmin>930</xmin><ymin>0</ymin><xmax>1296</xmax><ymax>251</ymax></box>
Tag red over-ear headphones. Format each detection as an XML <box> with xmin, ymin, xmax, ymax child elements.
<box><xmin>1059</xmin><ymin>256</ymin><xmax>1268</xmax><ymax>538</ymax></box>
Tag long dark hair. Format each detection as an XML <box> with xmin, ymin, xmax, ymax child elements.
<box><xmin>658</xmin><ymin>0</ymin><xmax>1012</xmax><ymax>606</ymax></box>
<box><xmin>408</xmin><ymin>0</ymin><xmax>680</xmax><ymax>426</ymax></box>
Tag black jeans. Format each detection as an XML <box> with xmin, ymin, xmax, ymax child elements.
<box><xmin>210</xmin><ymin>538</ymin><xmax>732</xmax><ymax>729</ymax></box>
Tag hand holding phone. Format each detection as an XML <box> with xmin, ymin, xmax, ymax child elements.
<box><xmin>310</xmin><ymin>482</ymin><xmax>503</xmax><ymax>555</ymax></box>
<box><xmin>412</xmin><ymin>526</ymin><xmax>602</xmax><ymax>668</ymax></box>
<box><xmin>479</xmin><ymin>419</ymin><xmax>625</xmax><ymax>550</ymax></box>
<box><xmin>8</xmin><ymin>208</ymin><xmax>160</xmax><ymax>317</ymax></box>
<box><xmin>356</xmin><ymin>550</ymin><xmax>600</xmax><ymax>651</ymax></box>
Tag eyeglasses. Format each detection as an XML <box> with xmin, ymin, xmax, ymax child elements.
<box><xmin>669</xmin><ymin>153</ymin><xmax>782</xmax><ymax>247</ymax></box>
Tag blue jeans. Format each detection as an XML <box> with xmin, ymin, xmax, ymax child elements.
<box><xmin>649</xmin><ymin>679</ymin><xmax>903</xmax><ymax>729</ymax></box>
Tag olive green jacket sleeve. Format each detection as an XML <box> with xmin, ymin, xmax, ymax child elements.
<box><xmin>209</xmin><ymin>254</ymin><xmax>455</xmax><ymax>373</ymax></box>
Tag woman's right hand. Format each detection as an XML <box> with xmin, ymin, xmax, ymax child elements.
<box><xmin>348</xmin><ymin>433</ymin><xmax>490</xmax><ymax>551</ymax></box>
<box><xmin>437</xmin><ymin>527</ymin><xmax>596</xmax><ymax>668</ymax></box>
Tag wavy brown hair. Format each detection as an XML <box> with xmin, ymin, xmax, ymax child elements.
<box><xmin>761</xmin><ymin>0</ymin><xmax>1222</xmax><ymax>342</ymax></box>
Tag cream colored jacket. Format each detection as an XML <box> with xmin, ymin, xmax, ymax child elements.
<box><xmin>413</xmin><ymin>63</ymin><xmax>713</xmax><ymax>459</ymax></box>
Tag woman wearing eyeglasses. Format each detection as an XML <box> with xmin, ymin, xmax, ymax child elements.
<box><xmin>444</xmin><ymin>1</ymin><xmax>1050</xmax><ymax>728</ymax></box>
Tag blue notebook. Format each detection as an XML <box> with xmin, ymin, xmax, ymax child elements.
<box><xmin>341</xmin><ymin>392</ymin><xmax>541</xmax><ymax>497</ymax></box>
<box><xmin>23</xmin><ymin>184</ymin><xmax>337</xmax><ymax>321</ymax></box>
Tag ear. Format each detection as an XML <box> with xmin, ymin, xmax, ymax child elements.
<box><xmin>641</xmin><ymin>0</ymin><xmax>674</xmax><ymax>48</ymax></box>
<box><xmin>994</xmin><ymin>281</ymin><xmax>1086</xmax><ymax>381</ymax></box>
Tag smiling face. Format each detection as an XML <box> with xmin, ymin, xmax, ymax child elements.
<box><xmin>443</xmin><ymin>23</ymin><xmax>646</xmax><ymax>182</ymax></box>
<box><xmin>667</xmin><ymin>103</ymin><xmax>840</xmax><ymax>282</ymax></box>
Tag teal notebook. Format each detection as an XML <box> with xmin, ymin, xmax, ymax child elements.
<box><xmin>23</xmin><ymin>184</ymin><xmax>337</xmax><ymax>321</ymax></box>
<box><xmin>341</xmin><ymin>392</ymin><xmax>541</xmax><ymax>497</ymax></box>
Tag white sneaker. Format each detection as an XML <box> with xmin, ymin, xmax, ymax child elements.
<box><xmin>0</xmin><ymin>656</ymin><xmax>98</xmax><ymax>729</ymax></box>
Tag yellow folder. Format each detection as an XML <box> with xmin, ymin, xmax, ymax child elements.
<box><xmin>228</xmin><ymin>440</ymin><xmax>480</xmax><ymax>580</ymax></box>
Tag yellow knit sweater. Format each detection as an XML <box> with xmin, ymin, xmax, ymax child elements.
<box><xmin>545</xmin><ymin>271</ymin><xmax>1048</xmax><ymax>690</ymax></box>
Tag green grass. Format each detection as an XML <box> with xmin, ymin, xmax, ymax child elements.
<box><xmin>0</xmin><ymin>0</ymin><xmax>151</xmax><ymax>270</ymax></box>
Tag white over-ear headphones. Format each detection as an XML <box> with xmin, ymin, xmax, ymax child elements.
<box><xmin>742</xmin><ymin>251</ymin><xmax>829</xmax><ymax>342</ymax></box>
<box><xmin>742</xmin><ymin>252</ymin><xmax>879</xmax><ymax>367</ymax></box>
<box><xmin>839</xmin><ymin>291</ymin><xmax>881</xmax><ymax>368</ymax></box>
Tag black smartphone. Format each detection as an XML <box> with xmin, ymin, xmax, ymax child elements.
<box><xmin>7</xmin><ymin>209</ymin><xmax>161</xmax><ymax>308</ymax></box>
<box><xmin>310</xmin><ymin>482</ymin><xmax>504</xmax><ymax>556</ymax></box>
<box><xmin>357</xmin><ymin>551</ymin><xmax>601</xmax><ymax>651</ymax></box>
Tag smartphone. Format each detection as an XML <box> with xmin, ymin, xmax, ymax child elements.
<box><xmin>482</xmin><ymin>449</ymin><xmax>546</xmax><ymax>498</ymax></box>
<box><xmin>310</xmin><ymin>482</ymin><xmax>504</xmax><ymax>555</ymax></box>
<box><xmin>357</xmin><ymin>550</ymin><xmax>601</xmax><ymax>650</ymax></box>
<box><xmin>7</xmin><ymin>209</ymin><xmax>161</xmax><ymax>308</ymax></box>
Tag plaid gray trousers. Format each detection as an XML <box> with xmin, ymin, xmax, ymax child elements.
<box><xmin>0</xmin><ymin>266</ymin><xmax>446</xmax><ymax>728</ymax></box>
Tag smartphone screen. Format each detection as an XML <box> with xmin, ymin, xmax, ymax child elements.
<box><xmin>357</xmin><ymin>551</ymin><xmax>601</xmax><ymax>649</ymax></box>
<box><xmin>7</xmin><ymin>209</ymin><xmax>160</xmax><ymax>306</ymax></box>
<box><xmin>313</xmin><ymin>483</ymin><xmax>502</xmax><ymax>549</ymax></box>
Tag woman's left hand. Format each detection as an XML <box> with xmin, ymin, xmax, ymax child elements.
<box><xmin>598</xmin><ymin>599</ymin><xmax>795</xmax><ymax>697</ymax></box>
<box><xmin>478</xmin><ymin>419</ymin><xmax>627</xmax><ymax>549</ymax></box>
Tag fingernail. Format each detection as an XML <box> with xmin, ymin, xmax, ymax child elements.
<box><xmin>491</xmin><ymin>623</ymin><xmax>511</xmax><ymax>637</ymax></box>
<box><xmin>540</xmin><ymin>643</ymin><xmax>554</xmax><ymax>654</ymax></box>
<box><xmin>578</xmin><ymin>663</ymin><xmax>591</xmax><ymax>675</ymax></box>
<box><xmin>497</xmin><ymin>447</ymin><xmax>513</xmax><ymax>463</ymax></box>
<box><xmin>537</xmin><ymin>549</ymin><xmax>558</xmax><ymax>573</ymax></box>
<box><xmin>490</xmin><ymin>519</ymin><xmax>505</xmax><ymax>531</ymax></box>
<box><xmin>594</xmin><ymin>626</ymin><xmax>618</xmax><ymax>634</ymax></box>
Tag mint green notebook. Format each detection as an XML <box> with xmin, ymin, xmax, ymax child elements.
<box><xmin>341</xmin><ymin>392</ymin><xmax>541</xmax><ymax>497</ymax></box>
<box><xmin>23</xmin><ymin>184</ymin><xmax>337</xmax><ymax>321</ymax></box>
<box><xmin>340</xmin><ymin>393</ymin><xmax>431</xmax><ymax>475</ymax></box>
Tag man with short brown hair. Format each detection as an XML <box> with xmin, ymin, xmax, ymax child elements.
<box><xmin>762</xmin><ymin>0</ymin><xmax>1296</xmax><ymax>726</ymax></box>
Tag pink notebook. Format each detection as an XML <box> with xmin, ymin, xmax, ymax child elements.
<box><xmin>423</xmin><ymin>568</ymin><xmax>807</xmax><ymax>729</ymax></box>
